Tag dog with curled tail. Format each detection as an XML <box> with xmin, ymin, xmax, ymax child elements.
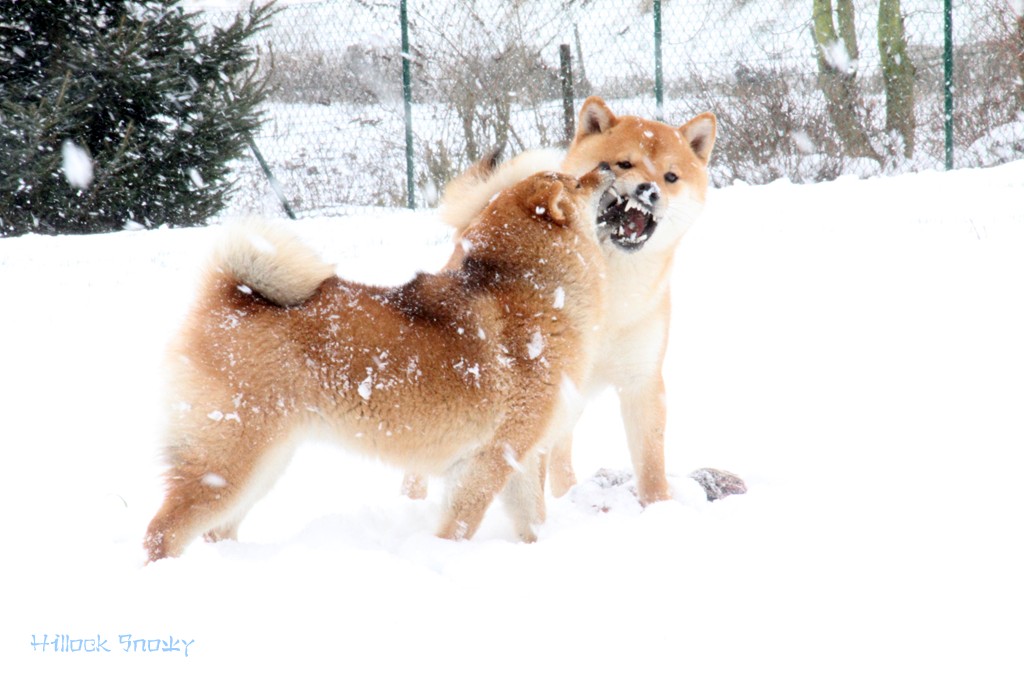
<box><xmin>144</xmin><ymin>166</ymin><xmax>615</xmax><ymax>562</ymax></box>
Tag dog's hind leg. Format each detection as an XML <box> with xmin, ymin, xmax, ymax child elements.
<box><xmin>144</xmin><ymin>428</ymin><xmax>297</xmax><ymax>562</ymax></box>
<box><xmin>203</xmin><ymin>521</ymin><xmax>240</xmax><ymax>543</ymax></box>
<box><xmin>144</xmin><ymin>465</ymin><xmax>244</xmax><ymax>562</ymax></box>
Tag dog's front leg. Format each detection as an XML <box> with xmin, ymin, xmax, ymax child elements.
<box><xmin>546</xmin><ymin>436</ymin><xmax>576</xmax><ymax>498</ymax></box>
<box><xmin>499</xmin><ymin>448</ymin><xmax>545</xmax><ymax>542</ymax></box>
<box><xmin>619</xmin><ymin>373</ymin><xmax>672</xmax><ymax>505</ymax></box>
<box><xmin>437</xmin><ymin>443</ymin><xmax>520</xmax><ymax>541</ymax></box>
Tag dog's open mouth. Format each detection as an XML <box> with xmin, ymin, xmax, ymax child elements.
<box><xmin>598</xmin><ymin>190</ymin><xmax>657</xmax><ymax>251</ymax></box>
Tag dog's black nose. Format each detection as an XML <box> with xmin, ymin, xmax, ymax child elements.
<box><xmin>636</xmin><ymin>182</ymin><xmax>660</xmax><ymax>205</ymax></box>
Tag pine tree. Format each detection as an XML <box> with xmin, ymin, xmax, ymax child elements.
<box><xmin>0</xmin><ymin>0</ymin><xmax>275</xmax><ymax>236</ymax></box>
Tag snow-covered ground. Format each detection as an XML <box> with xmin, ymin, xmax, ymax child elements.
<box><xmin>2</xmin><ymin>161</ymin><xmax>1023</xmax><ymax>679</ymax></box>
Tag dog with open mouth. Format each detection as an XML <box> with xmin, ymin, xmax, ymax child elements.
<box><xmin>143</xmin><ymin>167</ymin><xmax>615</xmax><ymax>562</ymax></box>
<box><xmin>404</xmin><ymin>96</ymin><xmax>718</xmax><ymax>506</ymax></box>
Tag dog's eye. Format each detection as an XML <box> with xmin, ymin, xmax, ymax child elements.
<box><xmin>664</xmin><ymin>172</ymin><xmax>679</xmax><ymax>183</ymax></box>
<box><xmin>617</xmin><ymin>161</ymin><xmax>632</xmax><ymax>170</ymax></box>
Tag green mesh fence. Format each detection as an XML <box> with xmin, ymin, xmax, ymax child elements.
<box><xmin>195</xmin><ymin>0</ymin><xmax>1024</xmax><ymax>218</ymax></box>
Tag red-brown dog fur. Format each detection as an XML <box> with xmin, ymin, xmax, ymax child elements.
<box><xmin>144</xmin><ymin>167</ymin><xmax>614</xmax><ymax>561</ymax></box>
<box><xmin>407</xmin><ymin>96</ymin><xmax>716</xmax><ymax>505</ymax></box>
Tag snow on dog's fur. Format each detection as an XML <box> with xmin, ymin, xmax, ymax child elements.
<box><xmin>406</xmin><ymin>96</ymin><xmax>717</xmax><ymax>505</ymax></box>
<box><xmin>144</xmin><ymin>167</ymin><xmax>615</xmax><ymax>562</ymax></box>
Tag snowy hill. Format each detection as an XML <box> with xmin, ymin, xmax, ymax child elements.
<box><xmin>2</xmin><ymin>161</ymin><xmax>1023</xmax><ymax>679</ymax></box>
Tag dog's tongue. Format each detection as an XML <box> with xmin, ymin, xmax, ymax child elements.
<box><xmin>624</xmin><ymin>209</ymin><xmax>646</xmax><ymax>239</ymax></box>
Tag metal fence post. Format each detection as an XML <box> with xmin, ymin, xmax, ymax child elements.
<box><xmin>559</xmin><ymin>44</ymin><xmax>575</xmax><ymax>143</ymax></box>
<box><xmin>943</xmin><ymin>0</ymin><xmax>954</xmax><ymax>170</ymax></box>
<box><xmin>653</xmin><ymin>0</ymin><xmax>664</xmax><ymax>120</ymax></box>
<box><xmin>246</xmin><ymin>135</ymin><xmax>296</xmax><ymax>220</ymax></box>
<box><xmin>401</xmin><ymin>0</ymin><xmax>416</xmax><ymax>208</ymax></box>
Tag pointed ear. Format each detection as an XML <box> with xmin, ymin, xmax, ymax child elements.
<box><xmin>545</xmin><ymin>183</ymin><xmax>570</xmax><ymax>225</ymax></box>
<box><xmin>576</xmin><ymin>96</ymin><xmax>617</xmax><ymax>141</ymax></box>
<box><xmin>530</xmin><ymin>179</ymin><xmax>571</xmax><ymax>226</ymax></box>
<box><xmin>680</xmin><ymin>112</ymin><xmax>717</xmax><ymax>164</ymax></box>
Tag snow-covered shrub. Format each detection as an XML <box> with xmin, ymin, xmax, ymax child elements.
<box><xmin>0</xmin><ymin>0</ymin><xmax>275</xmax><ymax>236</ymax></box>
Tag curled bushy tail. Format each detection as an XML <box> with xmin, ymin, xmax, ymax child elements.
<box><xmin>214</xmin><ymin>220</ymin><xmax>335</xmax><ymax>307</ymax></box>
<box><xmin>440</xmin><ymin>148</ymin><xmax>563</xmax><ymax>235</ymax></box>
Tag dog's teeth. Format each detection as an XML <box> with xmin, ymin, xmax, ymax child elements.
<box><xmin>599</xmin><ymin>190</ymin><xmax>619</xmax><ymax>213</ymax></box>
<box><xmin>625</xmin><ymin>198</ymin><xmax>650</xmax><ymax>215</ymax></box>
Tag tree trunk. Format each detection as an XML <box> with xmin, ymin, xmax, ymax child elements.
<box><xmin>836</xmin><ymin>0</ymin><xmax>859</xmax><ymax>63</ymax></box>
<box><xmin>878</xmin><ymin>0</ymin><xmax>917</xmax><ymax>158</ymax></box>
<box><xmin>812</xmin><ymin>0</ymin><xmax>882</xmax><ymax>163</ymax></box>
<box><xmin>456</xmin><ymin>96</ymin><xmax>480</xmax><ymax>162</ymax></box>
<box><xmin>573</xmin><ymin>23</ymin><xmax>592</xmax><ymax>95</ymax></box>
<box><xmin>1015</xmin><ymin>10</ymin><xmax>1024</xmax><ymax>111</ymax></box>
